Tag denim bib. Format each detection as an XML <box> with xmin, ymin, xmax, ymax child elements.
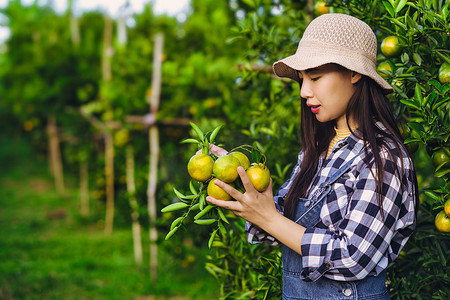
<box><xmin>282</xmin><ymin>152</ymin><xmax>390</xmax><ymax>299</ymax></box>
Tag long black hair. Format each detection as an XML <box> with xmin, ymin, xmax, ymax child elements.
<box><xmin>283</xmin><ymin>66</ymin><xmax>418</xmax><ymax>219</ymax></box>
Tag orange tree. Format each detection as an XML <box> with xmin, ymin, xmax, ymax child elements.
<box><xmin>199</xmin><ymin>0</ymin><xmax>450</xmax><ymax>298</ymax></box>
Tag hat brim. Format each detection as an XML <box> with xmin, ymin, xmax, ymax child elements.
<box><xmin>273</xmin><ymin>42</ymin><xmax>393</xmax><ymax>94</ymax></box>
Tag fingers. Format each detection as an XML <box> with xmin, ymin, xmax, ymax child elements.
<box><xmin>206</xmin><ymin>195</ymin><xmax>241</xmax><ymax>211</ymax></box>
<box><xmin>213</xmin><ymin>179</ymin><xmax>242</xmax><ymax>200</ymax></box>
<box><xmin>263</xmin><ymin>178</ymin><xmax>273</xmax><ymax>195</ymax></box>
<box><xmin>195</xmin><ymin>144</ymin><xmax>228</xmax><ymax>156</ymax></box>
<box><xmin>236</xmin><ymin>166</ymin><xmax>257</xmax><ymax>194</ymax></box>
<box><xmin>210</xmin><ymin>144</ymin><xmax>228</xmax><ymax>156</ymax></box>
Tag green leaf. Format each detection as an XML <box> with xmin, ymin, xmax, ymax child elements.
<box><xmin>218</xmin><ymin>220</ymin><xmax>227</xmax><ymax>235</ymax></box>
<box><xmin>432</xmin><ymin>96</ymin><xmax>449</xmax><ymax>111</ymax></box>
<box><xmin>404</xmin><ymin>137</ymin><xmax>421</xmax><ymax>144</ymax></box>
<box><xmin>170</xmin><ymin>216</ymin><xmax>184</xmax><ymax>231</ymax></box>
<box><xmin>189</xmin><ymin>180</ymin><xmax>198</xmax><ymax>195</ymax></box>
<box><xmin>383</xmin><ymin>1</ymin><xmax>395</xmax><ymax>17</ymax></box>
<box><xmin>173</xmin><ymin>187</ymin><xmax>186</xmax><ymax>199</ymax></box>
<box><xmin>208</xmin><ymin>229</ymin><xmax>218</xmax><ymax>248</ymax></box>
<box><xmin>400</xmin><ymin>99</ymin><xmax>421</xmax><ymax>110</ymax></box>
<box><xmin>435</xmin><ymin>168</ymin><xmax>450</xmax><ymax>178</ymax></box>
<box><xmin>161</xmin><ymin>202</ymin><xmax>189</xmax><ymax>213</ymax></box>
<box><xmin>199</xmin><ymin>192</ymin><xmax>206</xmax><ymax>210</ymax></box>
<box><xmin>217</xmin><ymin>207</ymin><xmax>229</xmax><ymax>224</ymax></box>
<box><xmin>165</xmin><ymin>227</ymin><xmax>179</xmax><ymax>240</ymax></box>
<box><xmin>194</xmin><ymin>204</ymin><xmax>214</xmax><ymax>220</ymax></box>
<box><xmin>391</xmin><ymin>18</ymin><xmax>407</xmax><ymax>30</ymax></box>
<box><xmin>395</xmin><ymin>0</ymin><xmax>408</xmax><ymax>12</ymax></box>
<box><xmin>180</xmin><ymin>138</ymin><xmax>200</xmax><ymax>144</ymax></box>
<box><xmin>423</xmin><ymin>190</ymin><xmax>441</xmax><ymax>202</ymax></box>
<box><xmin>407</xmin><ymin>122</ymin><xmax>425</xmax><ymax>134</ymax></box>
<box><xmin>414</xmin><ymin>83</ymin><xmax>423</xmax><ymax>106</ymax></box>
<box><xmin>412</xmin><ymin>53</ymin><xmax>422</xmax><ymax>66</ymax></box>
<box><xmin>191</xmin><ymin>203</ymin><xmax>200</xmax><ymax>211</ymax></box>
<box><xmin>190</xmin><ymin>122</ymin><xmax>204</xmax><ymax>141</ymax></box>
<box><xmin>209</xmin><ymin>125</ymin><xmax>223</xmax><ymax>144</ymax></box>
<box><xmin>194</xmin><ymin>219</ymin><xmax>216</xmax><ymax>225</ymax></box>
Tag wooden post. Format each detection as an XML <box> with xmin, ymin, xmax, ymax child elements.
<box><xmin>80</xmin><ymin>161</ymin><xmax>90</xmax><ymax>216</ymax></box>
<box><xmin>104</xmin><ymin>131</ymin><xmax>115</xmax><ymax>235</ymax></box>
<box><xmin>126</xmin><ymin>145</ymin><xmax>143</xmax><ymax>265</ymax></box>
<box><xmin>46</xmin><ymin>115</ymin><xmax>65</xmax><ymax>194</ymax></box>
<box><xmin>147</xmin><ymin>33</ymin><xmax>163</xmax><ymax>282</ymax></box>
<box><xmin>102</xmin><ymin>15</ymin><xmax>115</xmax><ymax>235</ymax></box>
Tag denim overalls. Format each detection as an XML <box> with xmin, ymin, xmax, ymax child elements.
<box><xmin>282</xmin><ymin>153</ymin><xmax>390</xmax><ymax>300</ymax></box>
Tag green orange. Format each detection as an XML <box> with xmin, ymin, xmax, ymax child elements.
<box><xmin>213</xmin><ymin>154</ymin><xmax>240</xmax><ymax>183</ymax></box>
<box><xmin>381</xmin><ymin>36</ymin><xmax>402</xmax><ymax>58</ymax></box>
<box><xmin>444</xmin><ymin>199</ymin><xmax>450</xmax><ymax>217</ymax></box>
<box><xmin>435</xmin><ymin>210</ymin><xmax>450</xmax><ymax>233</ymax></box>
<box><xmin>438</xmin><ymin>62</ymin><xmax>450</xmax><ymax>84</ymax></box>
<box><xmin>230</xmin><ymin>151</ymin><xmax>251</xmax><ymax>170</ymax></box>
<box><xmin>187</xmin><ymin>153</ymin><xmax>214</xmax><ymax>182</ymax></box>
<box><xmin>207</xmin><ymin>179</ymin><xmax>232</xmax><ymax>201</ymax></box>
<box><xmin>431</xmin><ymin>148</ymin><xmax>450</xmax><ymax>168</ymax></box>
<box><xmin>314</xmin><ymin>1</ymin><xmax>329</xmax><ymax>15</ymax></box>
<box><xmin>246</xmin><ymin>163</ymin><xmax>271</xmax><ymax>192</ymax></box>
<box><xmin>377</xmin><ymin>61</ymin><xmax>393</xmax><ymax>79</ymax></box>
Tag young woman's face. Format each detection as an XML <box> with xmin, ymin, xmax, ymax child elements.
<box><xmin>298</xmin><ymin>64</ymin><xmax>361</xmax><ymax>129</ymax></box>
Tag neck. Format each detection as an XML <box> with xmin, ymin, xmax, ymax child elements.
<box><xmin>336</xmin><ymin>116</ymin><xmax>358</xmax><ymax>131</ymax></box>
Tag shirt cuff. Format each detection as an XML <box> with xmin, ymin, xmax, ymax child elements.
<box><xmin>246</xmin><ymin>221</ymin><xmax>279</xmax><ymax>246</ymax></box>
<box><xmin>300</xmin><ymin>227</ymin><xmax>334</xmax><ymax>281</ymax></box>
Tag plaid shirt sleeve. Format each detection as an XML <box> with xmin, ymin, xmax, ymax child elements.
<box><xmin>300</xmin><ymin>147</ymin><xmax>416</xmax><ymax>282</ymax></box>
<box><xmin>245</xmin><ymin>152</ymin><xmax>304</xmax><ymax>245</ymax></box>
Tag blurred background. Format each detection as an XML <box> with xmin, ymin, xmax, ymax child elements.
<box><xmin>0</xmin><ymin>0</ymin><xmax>449</xmax><ymax>299</ymax></box>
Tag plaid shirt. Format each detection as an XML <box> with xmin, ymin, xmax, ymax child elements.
<box><xmin>246</xmin><ymin>129</ymin><xmax>417</xmax><ymax>281</ymax></box>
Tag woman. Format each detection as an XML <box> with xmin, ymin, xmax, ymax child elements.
<box><xmin>206</xmin><ymin>13</ymin><xmax>418</xmax><ymax>299</ymax></box>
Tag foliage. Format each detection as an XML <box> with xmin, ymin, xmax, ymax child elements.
<box><xmin>0</xmin><ymin>135</ymin><xmax>218</xmax><ymax>299</ymax></box>
<box><xmin>203</xmin><ymin>0</ymin><xmax>450</xmax><ymax>299</ymax></box>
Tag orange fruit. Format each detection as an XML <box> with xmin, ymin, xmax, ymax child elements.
<box><xmin>314</xmin><ymin>1</ymin><xmax>329</xmax><ymax>15</ymax></box>
<box><xmin>438</xmin><ymin>62</ymin><xmax>450</xmax><ymax>84</ymax></box>
<box><xmin>435</xmin><ymin>210</ymin><xmax>450</xmax><ymax>233</ymax></box>
<box><xmin>207</xmin><ymin>178</ymin><xmax>232</xmax><ymax>201</ymax></box>
<box><xmin>213</xmin><ymin>154</ymin><xmax>240</xmax><ymax>183</ymax></box>
<box><xmin>246</xmin><ymin>163</ymin><xmax>271</xmax><ymax>192</ymax></box>
<box><xmin>187</xmin><ymin>153</ymin><xmax>214</xmax><ymax>182</ymax></box>
<box><xmin>377</xmin><ymin>61</ymin><xmax>393</xmax><ymax>79</ymax></box>
<box><xmin>444</xmin><ymin>199</ymin><xmax>450</xmax><ymax>217</ymax></box>
<box><xmin>381</xmin><ymin>36</ymin><xmax>402</xmax><ymax>58</ymax></box>
<box><xmin>431</xmin><ymin>149</ymin><xmax>450</xmax><ymax>168</ymax></box>
<box><xmin>230</xmin><ymin>151</ymin><xmax>251</xmax><ymax>170</ymax></box>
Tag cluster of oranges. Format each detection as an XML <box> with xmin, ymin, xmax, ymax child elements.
<box><xmin>187</xmin><ymin>150</ymin><xmax>271</xmax><ymax>201</ymax></box>
<box><xmin>435</xmin><ymin>200</ymin><xmax>450</xmax><ymax>233</ymax></box>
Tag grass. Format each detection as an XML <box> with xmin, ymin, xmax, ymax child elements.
<box><xmin>0</xmin><ymin>136</ymin><xmax>219</xmax><ymax>300</ymax></box>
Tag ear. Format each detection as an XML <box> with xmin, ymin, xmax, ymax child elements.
<box><xmin>350</xmin><ymin>72</ymin><xmax>362</xmax><ymax>84</ymax></box>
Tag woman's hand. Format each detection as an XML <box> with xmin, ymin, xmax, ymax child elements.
<box><xmin>206</xmin><ymin>166</ymin><xmax>278</xmax><ymax>229</ymax></box>
<box><xmin>196</xmin><ymin>144</ymin><xmax>228</xmax><ymax>157</ymax></box>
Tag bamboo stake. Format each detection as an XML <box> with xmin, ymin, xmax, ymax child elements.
<box><xmin>69</xmin><ymin>0</ymin><xmax>80</xmax><ymax>47</ymax></box>
<box><xmin>47</xmin><ymin>115</ymin><xmax>65</xmax><ymax>194</ymax></box>
<box><xmin>102</xmin><ymin>15</ymin><xmax>114</xmax><ymax>235</ymax></box>
<box><xmin>126</xmin><ymin>145</ymin><xmax>143</xmax><ymax>265</ymax></box>
<box><xmin>147</xmin><ymin>33</ymin><xmax>164</xmax><ymax>282</ymax></box>
<box><xmin>104</xmin><ymin>131</ymin><xmax>115</xmax><ymax>235</ymax></box>
<box><xmin>79</xmin><ymin>161</ymin><xmax>90</xmax><ymax>216</ymax></box>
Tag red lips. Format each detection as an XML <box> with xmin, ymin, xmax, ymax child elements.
<box><xmin>307</xmin><ymin>103</ymin><xmax>321</xmax><ymax>114</ymax></box>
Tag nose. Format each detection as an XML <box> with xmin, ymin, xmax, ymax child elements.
<box><xmin>300</xmin><ymin>79</ymin><xmax>313</xmax><ymax>99</ymax></box>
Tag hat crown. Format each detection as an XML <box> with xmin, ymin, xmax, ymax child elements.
<box><xmin>301</xmin><ymin>14</ymin><xmax>377</xmax><ymax>61</ymax></box>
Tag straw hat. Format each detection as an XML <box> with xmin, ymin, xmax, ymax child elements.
<box><xmin>273</xmin><ymin>13</ymin><xmax>393</xmax><ymax>93</ymax></box>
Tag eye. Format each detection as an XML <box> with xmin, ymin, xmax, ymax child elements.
<box><xmin>311</xmin><ymin>76</ymin><xmax>320</xmax><ymax>81</ymax></box>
